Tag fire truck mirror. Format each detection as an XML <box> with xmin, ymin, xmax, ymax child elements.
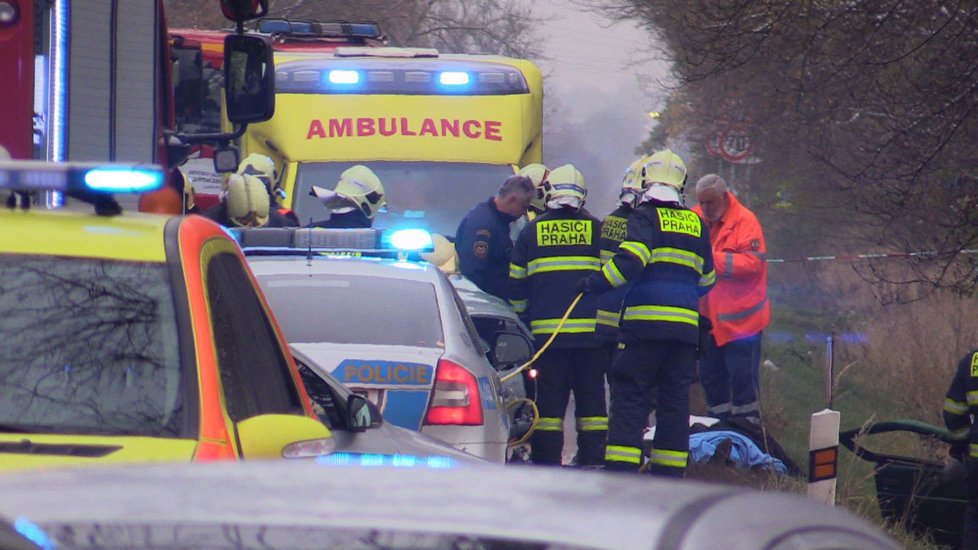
<box><xmin>223</xmin><ymin>34</ymin><xmax>275</xmax><ymax>125</ymax></box>
<box><xmin>220</xmin><ymin>0</ymin><xmax>269</xmax><ymax>23</ymax></box>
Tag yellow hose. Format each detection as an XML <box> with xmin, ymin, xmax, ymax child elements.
<box><xmin>506</xmin><ymin>397</ymin><xmax>539</xmax><ymax>447</ymax></box>
<box><xmin>500</xmin><ymin>292</ymin><xmax>583</xmax><ymax>383</ymax></box>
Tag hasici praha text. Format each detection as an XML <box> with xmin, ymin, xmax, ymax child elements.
<box><xmin>657</xmin><ymin>208</ymin><xmax>701</xmax><ymax>237</ymax></box>
<box><xmin>536</xmin><ymin>219</ymin><xmax>593</xmax><ymax>247</ymax></box>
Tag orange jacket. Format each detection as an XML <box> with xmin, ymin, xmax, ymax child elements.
<box><xmin>693</xmin><ymin>193</ymin><xmax>769</xmax><ymax>346</ymax></box>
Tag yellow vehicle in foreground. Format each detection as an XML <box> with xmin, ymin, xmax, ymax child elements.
<box><xmin>0</xmin><ymin>161</ymin><xmax>336</xmax><ymax>471</ymax></box>
<box><xmin>243</xmin><ymin>45</ymin><xmax>544</xmax><ymax>235</ymax></box>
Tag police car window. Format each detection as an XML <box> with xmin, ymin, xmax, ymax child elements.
<box><xmin>294</xmin><ymin>360</ymin><xmax>342</xmax><ymax>429</ymax></box>
<box><xmin>0</xmin><ymin>255</ymin><xmax>185</xmax><ymax>437</ymax></box>
<box><xmin>293</xmin><ymin>161</ymin><xmax>515</xmax><ymax>236</ymax></box>
<box><xmin>259</xmin><ymin>275</ymin><xmax>444</xmax><ymax>348</ymax></box>
<box><xmin>206</xmin><ymin>253</ymin><xmax>304</xmax><ymax>421</ymax></box>
<box><xmin>448</xmin><ymin>284</ymin><xmax>487</xmax><ymax>354</ymax></box>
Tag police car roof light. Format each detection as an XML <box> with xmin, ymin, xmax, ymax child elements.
<box><xmin>231</xmin><ymin>227</ymin><xmax>435</xmax><ymax>257</ymax></box>
<box><xmin>0</xmin><ymin>160</ymin><xmax>164</xmax><ymax>194</ymax></box>
<box><xmin>387</xmin><ymin>228</ymin><xmax>433</xmax><ymax>252</ymax></box>
<box><xmin>84</xmin><ymin>166</ymin><xmax>163</xmax><ymax>193</ymax></box>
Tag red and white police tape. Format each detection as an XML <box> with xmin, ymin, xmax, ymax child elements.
<box><xmin>767</xmin><ymin>248</ymin><xmax>978</xmax><ymax>264</ymax></box>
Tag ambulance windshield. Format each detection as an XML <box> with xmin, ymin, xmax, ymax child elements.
<box><xmin>293</xmin><ymin>161</ymin><xmax>515</xmax><ymax>236</ymax></box>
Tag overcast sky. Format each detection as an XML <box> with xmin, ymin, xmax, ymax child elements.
<box><xmin>527</xmin><ymin>0</ymin><xmax>672</xmax><ymax>217</ymax></box>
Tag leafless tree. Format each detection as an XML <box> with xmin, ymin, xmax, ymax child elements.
<box><xmin>591</xmin><ymin>0</ymin><xmax>978</xmax><ymax>291</ymax></box>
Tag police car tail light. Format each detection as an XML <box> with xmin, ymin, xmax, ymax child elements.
<box><xmin>425</xmin><ymin>359</ymin><xmax>483</xmax><ymax>426</ymax></box>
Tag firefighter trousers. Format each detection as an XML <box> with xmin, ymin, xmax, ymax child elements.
<box><xmin>605</xmin><ymin>338</ymin><xmax>695</xmax><ymax>477</ymax></box>
<box><xmin>530</xmin><ymin>346</ymin><xmax>608</xmax><ymax>466</ymax></box>
<box><xmin>699</xmin><ymin>332</ymin><xmax>762</xmax><ymax>421</ymax></box>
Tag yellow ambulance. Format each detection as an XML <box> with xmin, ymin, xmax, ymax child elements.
<box><xmin>241</xmin><ymin>46</ymin><xmax>543</xmax><ymax>236</ymax></box>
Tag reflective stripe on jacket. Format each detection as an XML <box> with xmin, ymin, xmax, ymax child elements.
<box><xmin>585</xmin><ymin>200</ymin><xmax>715</xmax><ymax>344</ymax></box>
<box><xmin>596</xmin><ymin>205</ymin><xmax>632</xmax><ymax>342</ymax></box>
<box><xmin>944</xmin><ymin>350</ymin><xmax>978</xmax><ymax>456</ymax></box>
<box><xmin>692</xmin><ymin>194</ymin><xmax>769</xmax><ymax>346</ymax></box>
<box><xmin>509</xmin><ymin>207</ymin><xmax>602</xmax><ymax>349</ymax></box>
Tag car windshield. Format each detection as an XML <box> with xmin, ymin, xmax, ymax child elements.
<box><xmin>259</xmin><ymin>273</ymin><xmax>444</xmax><ymax>348</ymax></box>
<box><xmin>0</xmin><ymin>255</ymin><xmax>185</xmax><ymax>437</ymax></box>
<box><xmin>293</xmin><ymin>161</ymin><xmax>515</xmax><ymax>236</ymax></box>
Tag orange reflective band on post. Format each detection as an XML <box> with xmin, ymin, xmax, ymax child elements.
<box><xmin>808</xmin><ymin>446</ymin><xmax>838</xmax><ymax>482</ymax></box>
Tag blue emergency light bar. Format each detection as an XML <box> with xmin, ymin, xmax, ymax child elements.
<box><xmin>232</xmin><ymin>227</ymin><xmax>435</xmax><ymax>257</ymax></box>
<box><xmin>257</xmin><ymin>18</ymin><xmax>385</xmax><ymax>42</ymax></box>
<box><xmin>277</xmin><ymin>59</ymin><xmax>530</xmax><ymax>96</ymax></box>
<box><xmin>0</xmin><ymin>161</ymin><xmax>164</xmax><ymax>194</ymax></box>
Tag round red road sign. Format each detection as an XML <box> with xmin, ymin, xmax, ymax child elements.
<box><xmin>719</xmin><ymin>128</ymin><xmax>752</xmax><ymax>162</ymax></box>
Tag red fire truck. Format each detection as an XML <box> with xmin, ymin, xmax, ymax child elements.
<box><xmin>0</xmin><ymin>0</ymin><xmax>276</xmax><ymax>209</ymax></box>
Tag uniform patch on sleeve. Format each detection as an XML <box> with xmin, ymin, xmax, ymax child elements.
<box><xmin>970</xmin><ymin>353</ymin><xmax>978</xmax><ymax>377</ymax></box>
<box><xmin>750</xmin><ymin>239</ymin><xmax>760</xmax><ymax>251</ymax></box>
<box><xmin>474</xmin><ymin>241</ymin><xmax>489</xmax><ymax>259</ymax></box>
<box><xmin>476</xmin><ymin>229</ymin><xmax>492</xmax><ymax>238</ymax></box>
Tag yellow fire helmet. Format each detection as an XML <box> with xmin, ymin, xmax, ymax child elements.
<box><xmin>226</xmin><ymin>173</ymin><xmax>270</xmax><ymax>227</ymax></box>
<box><xmin>546</xmin><ymin>164</ymin><xmax>587</xmax><ymax>208</ymax></box>
<box><xmin>518</xmin><ymin>163</ymin><xmax>550</xmax><ymax>214</ymax></box>
<box><xmin>237</xmin><ymin>153</ymin><xmax>278</xmax><ymax>189</ymax></box>
<box><xmin>311</xmin><ymin>165</ymin><xmax>386</xmax><ymax>219</ymax></box>
<box><xmin>642</xmin><ymin>148</ymin><xmax>687</xmax><ymax>190</ymax></box>
<box><xmin>624</xmin><ymin>155</ymin><xmax>648</xmax><ymax>192</ymax></box>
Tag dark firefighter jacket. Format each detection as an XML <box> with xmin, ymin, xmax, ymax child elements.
<box><xmin>509</xmin><ymin>207</ymin><xmax>602</xmax><ymax>349</ymax></box>
<box><xmin>584</xmin><ymin>199</ymin><xmax>716</xmax><ymax>345</ymax></box>
<box><xmin>943</xmin><ymin>349</ymin><xmax>978</xmax><ymax>459</ymax></box>
<box><xmin>596</xmin><ymin>204</ymin><xmax>632</xmax><ymax>342</ymax></box>
<box><xmin>456</xmin><ymin>197</ymin><xmax>518</xmax><ymax>301</ymax></box>
<box><xmin>307</xmin><ymin>210</ymin><xmax>372</xmax><ymax>229</ymax></box>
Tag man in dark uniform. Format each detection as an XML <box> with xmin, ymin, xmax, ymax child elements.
<box><xmin>578</xmin><ymin>149</ymin><xmax>716</xmax><ymax>477</ymax></box>
<box><xmin>455</xmin><ymin>175</ymin><xmax>534</xmax><ymax>301</ymax></box>
<box><xmin>943</xmin><ymin>348</ymin><xmax>978</xmax><ymax>548</ymax></box>
<box><xmin>596</xmin><ymin>156</ymin><xmax>647</xmax><ymax>377</ymax></box>
<box><xmin>509</xmin><ymin>164</ymin><xmax>607</xmax><ymax>467</ymax></box>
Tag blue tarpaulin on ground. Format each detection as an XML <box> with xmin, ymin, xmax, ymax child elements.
<box><xmin>689</xmin><ymin>430</ymin><xmax>788</xmax><ymax>474</ymax></box>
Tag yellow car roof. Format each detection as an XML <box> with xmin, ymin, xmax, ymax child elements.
<box><xmin>0</xmin><ymin>209</ymin><xmax>171</xmax><ymax>262</ymax></box>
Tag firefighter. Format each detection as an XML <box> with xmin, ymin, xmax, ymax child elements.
<box><xmin>517</xmin><ymin>163</ymin><xmax>550</xmax><ymax>216</ymax></box>
<box><xmin>202</xmin><ymin>173</ymin><xmax>281</xmax><ymax>228</ymax></box>
<box><xmin>238</xmin><ymin>153</ymin><xmax>299</xmax><ymax>225</ymax></box>
<box><xmin>509</xmin><ymin>164</ymin><xmax>607</xmax><ymax>467</ymax></box>
<box><xmin>943</xmin><ymin>348</ymin><xmax>978</xmax><ymax>548</ymax></box>
<box><xmin>692</xmin><ymin>174</ymin><xmax>770</xmax><ymax>423</ymax></box>
<box><xmin>455</xmin><ymin>175</ymin><xmax>535</xmax><ymax>301</ymax></box>
<box><xmin>577</xmin><ymin>149</ymin><xmax>716</xmax><ymax>476</ymax></box>
<box><xmin>308</xmin><ymin>165</ymin><xmax>386</xmax><ymax>229</ymax></box>
<box><xmin>596</xmin><ymin>156</ymin><xmax>648</xmax><ymax>372</ymax></box>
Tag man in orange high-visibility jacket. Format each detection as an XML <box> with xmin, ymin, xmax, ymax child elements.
<box><xmin>692</xmin><ymin>174</ymin><xmax>770</xmax><ymax>424</ymax></box>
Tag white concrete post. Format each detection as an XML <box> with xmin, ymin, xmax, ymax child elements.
<box><xmin>807</xmin><ymin>408</ymin><xmax>841</xmax><ymax>505</ymax></box>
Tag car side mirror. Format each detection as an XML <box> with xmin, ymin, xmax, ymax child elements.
<box><xmin>223</xmin><ymin>34</ymin><xmax>275</xmax><ymax>125</ymax></box>
<box><xmin>490</xmin><ymin>331</ymin><xmax>533</xmax><ymax>368</ymax></box>
<box><xmin>347</xmin><ymin>394</ymin><xmax>375</xmax><ymax>432</ymax></box>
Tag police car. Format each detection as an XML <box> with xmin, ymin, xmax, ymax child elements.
<box><xmin>0</xmin><ymin>161</ymin><xmax>335</xmax><ymax>471</ymax></box>
<box><xmin>239</xmin><ymin>227</ymin><xmax>531</xmax><ymax>463</ymax></box>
